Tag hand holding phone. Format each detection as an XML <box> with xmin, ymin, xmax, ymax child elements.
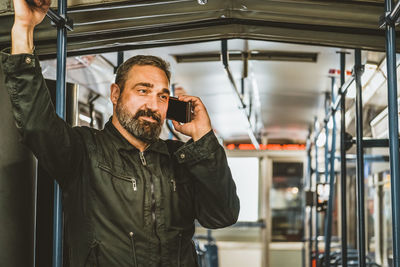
<box><xmin>169</xmin><ymin>95</ymin><xmax>212</xmax><ymax>141</ymax></box>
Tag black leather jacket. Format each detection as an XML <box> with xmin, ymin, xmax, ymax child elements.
<box><xmin>1</xmin><ymin>50</ymin><xmax>240</xmax><ymax>267</ymax></box>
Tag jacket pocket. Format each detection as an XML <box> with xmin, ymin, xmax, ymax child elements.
<box><xmin>169</xmin><ymin>176</ymin><xmax>194</xmax><ymax>229</ymax></box>
<box><xmin>98</xmin><ymin>163</ymin><xmax>138</xmax><ymax>191</ymax></box>
<box><xmin>97</xmin><ymin>162</ymin><xmax>144</xmax><ymax>226</ymax></box>
<box><xmin>129</xmin><ymin>232</ymin><xmax>138</xmax><ymax>267</ymax></box>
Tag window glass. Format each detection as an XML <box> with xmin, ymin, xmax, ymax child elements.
<box><xmin>227</xmin><ymin>157</ymin><xmax>259</xmax><ymax>222</ymax></box>
<box><xmin>271</xmin><ymin>162</ymin><xmax>304</xmax><ymax>241</ymax></box>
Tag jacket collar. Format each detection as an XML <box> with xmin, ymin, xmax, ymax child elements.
<box><xmin>104</xmin><ymin>117</ymin><xmax>170</xmax><ymax>156</ymax></box>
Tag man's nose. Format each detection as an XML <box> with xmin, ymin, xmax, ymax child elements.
<box><xmin>145</xmin><ymin>95</ymin><xmax>160</xmax><ymax>112</ymax></box>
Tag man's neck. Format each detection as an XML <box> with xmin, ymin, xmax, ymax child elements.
<box><xmin>111</xmin><ymin>115</ymin><xmax>149</xmax><ymax>152</ymax></box>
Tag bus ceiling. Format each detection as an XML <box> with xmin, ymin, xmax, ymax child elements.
<box><xmin>0</xmin><ymin>0</ymin><xmax>395</xmax><ymax>57</ymax></box>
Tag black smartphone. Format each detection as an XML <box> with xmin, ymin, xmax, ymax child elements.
<box><xmin>167</xmin><ymin>97</ymin><xmax>193</xmax><ymax>123</ymax></box>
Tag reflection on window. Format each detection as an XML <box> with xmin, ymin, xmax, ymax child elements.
<box><xmin>227</xmin><ymin>157</ymin><xmax>259</xmax><ymax>222</ymax></box>
<box><xmin>78</xmin><ymin>102</ymin><xmax>104</xmax><ymax>129</ymax></box>
<box><xmin>271</xmin><ymin>162</ymin><xmax>303</xmax><ymax>242</ymax></box>
<box><xmin>367</xmin><ymin>170</ymin><xmax>393</xmax><ymax>266</ymax></box>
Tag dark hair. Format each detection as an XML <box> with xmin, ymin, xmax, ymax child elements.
<box><xmin>115</xmin><ymin>55</ymin><xmax>171</xmax><ymax>92</ymax></box>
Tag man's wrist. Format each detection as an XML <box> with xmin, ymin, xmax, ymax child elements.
<box><xmin>11</xmin><ymin>24</ymin><xmax>35</xmax><ymax>55</ymax></box>
<box><xmin>192</xmin><ymin>127</ymin><xmax>212</xmax><ymax>142</ymax></box>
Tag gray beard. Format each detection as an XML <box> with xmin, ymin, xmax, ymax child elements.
<box><xmin>115</xmin><ymin>98</ymin><xmax>162</xmax><ymax>143</ymax></box>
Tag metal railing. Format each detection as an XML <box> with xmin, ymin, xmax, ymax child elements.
<box><xmin>383</xmin><ymin>1</ymin><xmax>400</xmax><ymax>266</ymax></box>
<box><xmin>306</xmin><ymin>1</ymin><xmax>400</xmax><ymax>265</ymax></box>
<box><xmin>45</xmin><ymin>1</ymin><xmax>74</xmax><ymax>267</ymax></box>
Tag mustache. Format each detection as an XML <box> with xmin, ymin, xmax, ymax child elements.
<box><xmin>134</xmin><ymin>109</ymin><xmax>161</xmax><ymax>123</ymax></box>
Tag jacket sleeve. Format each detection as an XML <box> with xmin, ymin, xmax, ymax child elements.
<box><xmin>174</xmin><ymin>130</ymin><xmax>240</xmax><ymax>229</ymax></box>
<box><xmin>1</xmin><ymin>50</ymin><xmax>85</xmax><ymax>189</ymax></box>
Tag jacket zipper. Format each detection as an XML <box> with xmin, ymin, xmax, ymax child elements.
<box><xmin>129</xmin><ymin>232</ymin><xmax>138</xmax><ymax>267</ymax></box>
<box><xmin>98</xmin><ymin>164</ymin><xmax>137</xmax><ymax>191</ymax></box>
<box><xmin>139</xmin><ymin>152</ymin><xmax>157</xmax><ymax>230</ymax></box>
<box><xmin>171</xmin><ymin>179</ymin><xmax>176</xmax><ymax>192</ymax></box>
<box><xmin>139</xmin><ymin>151</ymin><xmax>147</xmax><ymax>166</ymax></box>
<box><xmin>178</xmin><ymin>232</ymin><xmax>183</xmax><ymax>267</ymax></box>
<box><xmin>131</xmin><ymin>178</ymin><xmax>137</xmax><ymax>191</ymax></box>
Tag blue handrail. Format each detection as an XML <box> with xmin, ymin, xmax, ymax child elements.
<box><xmin>53</xmin><ymin>0</ymin><xmax>68</xmax><ymax>266</ymax></box>
<box><xmin>384</xmin><ymin>1</ymin><xmax>400</xmax><ymax>266</ymax></box>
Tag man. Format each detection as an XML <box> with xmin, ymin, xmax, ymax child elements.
<box><xmin>1</xmin><ymin>0</ymin><xmax>240</xmax><ymax>266</ymax></box>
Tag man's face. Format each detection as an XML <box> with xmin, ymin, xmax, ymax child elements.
<box><xmin>113</xmin><ymin>65</ymin><xmax>170</xmax><ymax>143</ymax></box>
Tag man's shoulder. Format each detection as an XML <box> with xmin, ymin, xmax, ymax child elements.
<box><xmin>163</xmin><ymin>139</ymin><xmax>185</xmax><ymax>154</ymax></box>
<box><xmin>72</xmin><ymin>125</ymin><xmax>101</xmax><ymax>137</ymax></box>
<box><xmin>71</xmin><ymin>125</ymin><xmax>104</xmax><ymax>148</ymax></box>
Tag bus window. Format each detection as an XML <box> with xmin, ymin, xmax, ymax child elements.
<box><xmin>227</xmin><ymin>157</ymin><xmax>259</xmax><ymax>222</ymax></box>
<box><xmin>271</xmin><ymin>162</ymin><xmax>304</xmax><ymax>242</ymax></box>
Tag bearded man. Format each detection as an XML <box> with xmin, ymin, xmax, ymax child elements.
<box><xmin>1</xmin><ymin>0</ymin><xmax>240</xmax><ymax>266</ymax></box>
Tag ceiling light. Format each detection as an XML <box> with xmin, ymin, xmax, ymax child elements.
<box><xmin>365</xmin><ymin>63</ymin><xmax>378</xmax><ymax>70</ymax></box>
<box><xmin>173</xmin><ymin>51</ymin><xmax>318</xmax><ymax>63</ymax></box>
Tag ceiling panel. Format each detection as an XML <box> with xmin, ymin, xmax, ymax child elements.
<box><xmin>0</xmin><ymin>0</ymin><xmax>394</xmax><ymax>56</ymax></box>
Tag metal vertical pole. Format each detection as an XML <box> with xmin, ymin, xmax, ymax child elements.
<box><xmin>307</xmin><ymin>137</ymin><xmax>313</xmax><ymax>267</ymax></box>
<box><xmin>339</xmin><ymin>52</ymin><xmax>348</xmax><ymax>267</ymax></box>
<box><xmin>384</xmin><ymin>1</ymin><xmax>400</xmax><ymax>266</ymax></box>
<box><xmin>322</xmin><ymin>93</ymin><xmax>329</xmax><ymax>266</ymax></box>
<box><xmin>354</xmin><ymin>48</ymin><xmax>366</xmax><ymax>267</ymax></box>
<box><xmin>53</xmin><ymin>0</ymin><xmax>67</xmax><ymax>266</ymax></box>
<box><xmin>314</xmin><ymin>117</ymin><xmax>320</xmax><ymax>267</ymax></box>
<box><xmin>324</xmin><ymin>77</ymin><xmax>337</xmax><ymax>267</ymax></box>
<box><xmin>324</xmin><ymin>94</ymin><xmax>330</xmax><ymax>188</ymax></box>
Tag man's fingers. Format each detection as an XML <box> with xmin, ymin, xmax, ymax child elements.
<box><xmin>34</xmin><ymin>0</ymin><xmax>51</xmax><ymax>12</ymax></box>
<box><xmin>177</xmin><ymin>95</ymin><xmax>204</xmax><ymax>110</ymax></box>
<box><xmin>23</xmin><ymin>0</ymin><xmax>51</xmax><ymax>12</ymax></box>
<box><xmin>32</xmin><ymin>0</ymin><xmax>51</xmax><ymax>7</ymax></box>
<box><xmin>15</xmin><ymin>0</ymin><xmax>51</xmax><ymax>14</ymax></box>
<box><xmin>171</xmin><ymin>120</ymin><xmax>183</xmax><ymax>131</ymax></box>
<box><xmin>178</xmin><ymin>95</ymin><xmax>200</xmax><ymax>103</ymax></box>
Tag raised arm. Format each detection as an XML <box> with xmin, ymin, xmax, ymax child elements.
<box><xmin>1</xmin><ymin>0</ymin><xmax>85</xmax><ymax>188</ymax></box>
<box><xmin>12</xmin><ymin>0</ymin><xmax>50</xmax><ymax>54</ymax></box>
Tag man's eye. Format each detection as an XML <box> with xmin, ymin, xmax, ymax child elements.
<box><xmin>160</xmin><ymin>95</ymin><xmax>168</xmax><ymax>100</ymax></box>
<box><xmin>138</xmin><ymin>89</ymin><xmax>147</xmax><ymax>94</ymax></box>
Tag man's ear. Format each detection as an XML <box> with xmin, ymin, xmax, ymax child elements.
<box><xmin>110</xmin><ymin>83</ymin><xmax>120</xmax><ymax>105</ymax></box>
